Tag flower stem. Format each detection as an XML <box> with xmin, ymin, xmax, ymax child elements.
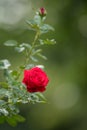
<box><xmin>25</xmin><ymin>31</ymin><xmax>40</xmax><ymax>66</ymax></box>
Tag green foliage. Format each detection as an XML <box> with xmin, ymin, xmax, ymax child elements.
<box><xmin>0</xmin><ymin>59</ymin><xmax>11</xmax><ymax>70</ymax></box>
<box><xmin>5</xmin><ymin>115</ymin><xmax>25</xmax><ymax>127</ymax></box>
<box><xmin>0</xmin><ymin>8</ymin><xmax>56</xmax><ymax>126</ymax></box>
<box><xmin>26</xmin><ymin>11</ymin><xmax>54</xmax><ymax>34</ymax></box>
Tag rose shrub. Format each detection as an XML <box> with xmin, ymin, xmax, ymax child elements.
<box><xmin>0</xmin><ymin>7</ymin><xmax>56</xmax><ymax>126</ymax></box>
<box><xmin>22</xmin><ymin>67</ymin><xmax>49</xmax><ymax>93</ymax></box>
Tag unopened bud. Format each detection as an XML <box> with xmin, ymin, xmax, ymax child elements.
<box><xmin>39</xmin><ymin>7</ymin><xmax>47</xmax><ymax>17</ymax></box>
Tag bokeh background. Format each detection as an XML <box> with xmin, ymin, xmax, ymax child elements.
<box><xmin>0</xmin><ymin>0</ymin><xmax>87</xmax><ymax>130</ymax></box>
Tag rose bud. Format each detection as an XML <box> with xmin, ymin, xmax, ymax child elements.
<box><xmin>22</xmin><ymin>67</ymin><xmax>49</xmax><ymax>93</ymax></box>
<box><xmin>39</xmin><ymin>7</ymin><xmax>47</xmax><ymax>17</ymax></box>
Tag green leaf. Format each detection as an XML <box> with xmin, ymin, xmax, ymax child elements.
<box><xmin>36</xmin><ymin>92</ymin><xmax>47</xmax><ymax>102</ymax></box>
<box><xmin>0</xmin><ymin>88</ymin><xmax>11</xmax><ymax>99</ymax></box>
<box><xmin>45</xmin><ymin>39</ymin><xmax>56</xmax><ymax>45</ymax></box>
<box><xmin>32</xmin><ymin>49</ymin><xmax>42</xmax><ymax>55</ymax></box>
<box><xmin>20</xmin><ymin>43</ymin><xmax>31</xmax><ymax>49</ymax></box>
<box><xmin>0</xmin><ymin>59</ymin><xmax>11</xmax><ymax>69</ymax></box>
<box><xmin>11</xmin><ymin>70</ymin><xmax>18</xmax><ymax>75</ymax></box>
<box><xmin>0</xmin><ymin>108</ymin><xmax>9</xmax><ymax>116</ymax></box>
<box><xmin>30</xmin><ymin>56</ymin><xmax>38</xmax><ymax>62</ymax></box>
<box><xmin>34</xmin><ymin>15</ymin><xmax>41</xmax><ymax>25</ymax></box>
<box><xmin>0</xmin><ymin>100</ymin><xmax>6</xmax><ymax>106</ymax></box>
<box><xmin>39</xmin><ymin>39</ymin><xmax>45</xmax><ymax>45</ymax></box>
<box><xmin>30</xmin><ymin>93</ymin><xmax>39</xmax><ymax>102</ymax></box>
<box><xmin>36</xmin><ymin>65</ymin><xmax>44</xmax><ymax>69</ymax></box>
<box><xmin>15</xmin><ymin>46</ymin><xmax>25</xmax><ymax>53</ymax></box>
<box><xmin>0</xmin><ymin>88</ymin><xmax>8</xmax><ymax>96</ymax></box>
<box><xmin>37</xmin><ymin>53</ymin><xmax>47</xmax><ymax>60</ymax></box>
<box><xmin>6</xmin><ymin>116</ymin><xmax>17</xmax><ymax>127</ymax></box>
<box><xmin>40</xmin><ymin>24</ymin><xmax>54</xmax><ymax>34</ymax></box>
<box><xmin>13</xmin><ymin>115</ymin><xmax>25</xmax><ymax>122</ymax></box>
<box><xmin>0</xmin><ymin>116</ymin><xmax>5</xmax><ymax>124</ymax></box>
<box><xmin>0</xmin><ymin>82</ymin><xmax>8</xmax><ymax>88</ymax></box>
<box><xmin>4</xmin><ymin>40</ymin><xmax>18</xmax><ymax>46</ymax></box>
<box><xmin>39</xmin><ymin>39</ymin><xmax>56</xmax><ymax>45</ymax></box>
<box><xmin>26</xmin><ymin>20</ymin><xmax>39</xmax><ymax>31</ymax></box>
<box><xmin>25</xmin><ymin>64</ymin><xmax>34</xmax><ymax>69</ymax></box>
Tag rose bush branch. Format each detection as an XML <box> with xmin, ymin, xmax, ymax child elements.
<box><xmin>0</xmin><ymin>8</ymin><xmax>56</xmax><ymax>126</ymax></box>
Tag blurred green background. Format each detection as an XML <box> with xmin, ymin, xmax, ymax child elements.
<box><xmin>0</xmin><ymin>0</ymin><xmax>87</xmax><ymax>130</ymax></box>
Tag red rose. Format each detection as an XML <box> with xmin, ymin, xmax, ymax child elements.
<box><xmin>22</xmin><ymin>67</ymin><xmax>49</xmax><ymax>93</ymax></box>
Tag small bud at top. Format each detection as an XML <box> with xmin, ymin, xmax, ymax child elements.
<box><xmin>39</xmin><ymin>7</ymin><xmax>47</xmax><ymax>17</ymax></box>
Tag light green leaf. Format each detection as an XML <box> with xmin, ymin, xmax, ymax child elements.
<box><xmin>15</xmin><ymin>47</ymin><xmax>25</xmax><ymax>53</ymax></box>
<box><xmin>0</xmin><ymin>59</ymin><xmax>11</xmax><ymax>69</ymax></box>
<box><xmin>0</xmin><ymin>108</ymin><xmax>9</xmax><ymax>116</ymax></box>
<box><xmin>37</xmin><ymin>53</ymin><xmax>47</xmax><ymax>60</ymax></box>
<box><xmin>0</xmin><ymin>88</ymin><xmax>7</xmax><ymax>95</ymax></box>
<box><xmin>40</xmin><ymin>24</ymin><xmax>54</xmax><ymax>34</ymax></box>
<box><xmin>4</xmin><ymin>40</ymin><xmax>18</xmax><ymax>46</ymax></box>
<box><xmin>30</xmin><ymin>56</ymin><xmax>38</xmax><ymax>62</ymax></box>
<box><xmin>0</xmin><ymin>100</ymin><xmax>6</xmax><ymax>106</ymax></box>
<box><xmin>34</xmin><ymin>15</ymin><xmax>41</xmax><ymax>25</ymax></box>
<box><xmin>26</xmin><ymin>20</ymin><xmax>39</xmax><ymax>31</ymax></box>
<box><xmin>20</xmin><ymin>43</ymin><xmax>31</xmax><ymax>49</ymax></box>
<box><xmin>39</xmin><ymin>39</ymin><xmax>44</xmax><ymax>45</ymax></box>
<box><xmin>36</xmin><ymin>65</ymin><xmax>44</xmax><ymax>69</ymax></box>
<box><xmin>25</xmin><ymin>64</ymin><xmax>34</xmax><ymax>69</ymax></box>
<box><xmin>36</xmin><ymin>92</ymin><xmax>47</xmax><ymax>102</ymax></box>
<box><xmin>32</xmin><ymin>49</ymin><xmax>42</xmax><ymax>55</ymax></box>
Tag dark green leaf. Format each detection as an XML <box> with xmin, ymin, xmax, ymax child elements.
<box><xmin>0</xmin><ymin>116</ymin><xmax>5</xmax><ymax>124</ymax></box>
<box><xmin>6</xmin><ymin>117</ymin><xmax>17</xmax><ymax>127</ymax></box>
<box><xmin>14</xmin><ymin>115</ymin><xmax>25</xmax><ymax>122</ymax></box>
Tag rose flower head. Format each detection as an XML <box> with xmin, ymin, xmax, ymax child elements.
<box><xmin>39</xmin><ymin>7</ymin><xmax>47</xmax><ymax>17</ymax></box>
<box><xmin>22</xmin><ymin>67</ymin><xmax>49</xmax><ymax>93</ymax></box>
